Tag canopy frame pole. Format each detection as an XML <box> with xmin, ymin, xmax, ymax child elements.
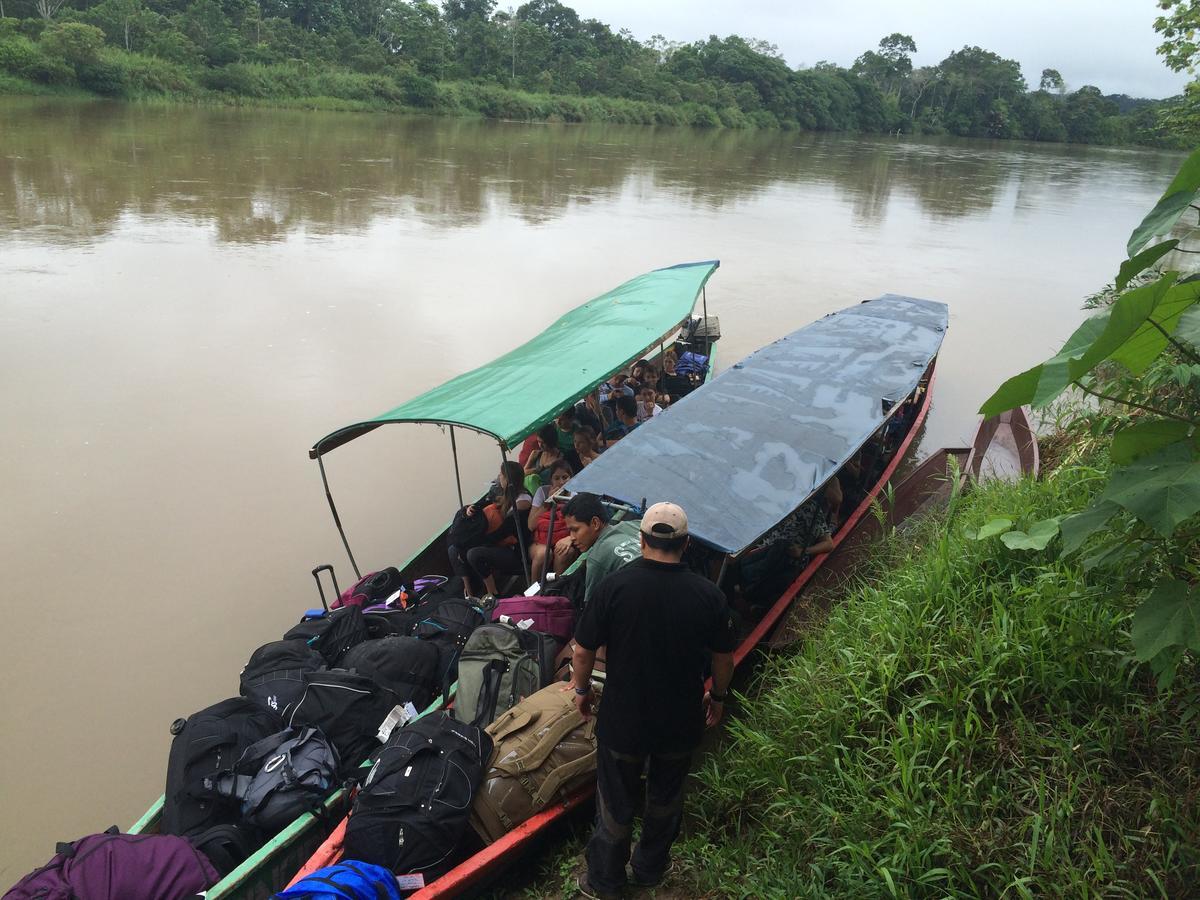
<box><xmin>499</xmin><ymin>442</ymin><xmax>532</xmax><ymax>586</ymax></box>
<box><xmin>716</xmin><ymin>555</ymin><xmax>730</xmax><ymax>590</ymax></box>
<box><xmin>317</xmin><ymin>453</ymin><xmax>361</xmax><ymax>579</ymax></box>
<box><xmin>702</xmin><ymin>285</ymin><xmax>708</xmax><ymax>325</ymax></box>
<box><xmin>450</xmin><ymin>425</ymin><xmax>465</xmax><ymax>509</ymax></box>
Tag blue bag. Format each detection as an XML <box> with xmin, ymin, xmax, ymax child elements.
<box><xmin>675</xmin><ymin>350</ymin><xmax>709</xmax><ymax>375</ymax></box>
<box><xmin>273</xmin><ymin>860</ymin><xmax>403</xmax><ymax>900</ymax></box>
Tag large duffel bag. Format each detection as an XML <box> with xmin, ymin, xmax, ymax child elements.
<box><xmin>272</xmin><ymin>860</ymin><xmax>403</xmax><ymax>899</ymax></box>
<box><xmin>211</xmin><ymin>726</ymin><xmax>340</xmax><ymax>834</ymax></box>
<box><xmin>5</xmin><ymin>827</ymin><xmax>220</xmax><ymax>900</ymax></box>
<box><xmin>285</xmin><ymin>670</ymin><xmax>399</xmax><ymax>774</ymax></box>
<box><xmin>490</xmin><ymin>594</ymin><xmax>575</xmax><ymax>646</ymax></box>
<box><xmin>284</xmin><ymin>606</ymin><xmax>369</xmax><ymax>667</ymax></box>
<box><xmin>240</xmin><ymin>639</ymin><xmax>328</xmax><ymax>715</ymax></box>
<box><xmin>162</xmin><ymin>697</ymin><xmax>282</xmax><ymax>842</ymax></box>
<box><xmin>340</xmin><ymin>636</ymin><xmax>441</xmax><ymax>713</ymax></box>
<box><xmin>454</xmin><ymin>622</ymin><xmax>557</xmax><ymax>728</ymax></box>
<box><xmin>470</xmin><ymin>681</ymin><xmax>601</xmax><ymax>844</ymax></box>
<box><xmin>342</xmin><ymin>713</ymin><xmax>492</xmax><ymax>879</ymax></box>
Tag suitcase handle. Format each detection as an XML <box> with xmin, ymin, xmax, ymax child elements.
<box><xmin>311</xmin><ymin>565</ymin><xmax>340</xmax><ymax>613</ymax></box>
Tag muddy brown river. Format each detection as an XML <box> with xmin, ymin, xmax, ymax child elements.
<box><xmin>0</xmin><ymin>96</ymin><xmax>1183</xmax><ymax>883</ymax></box>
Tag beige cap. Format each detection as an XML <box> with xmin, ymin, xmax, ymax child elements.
<box><xmin>641</xmin><ymin>501</ymin><xmax>688</xmax><ymax>539</ymax></box>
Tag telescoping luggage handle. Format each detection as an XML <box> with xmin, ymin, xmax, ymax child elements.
<box><xmin>311</xmin><ymin>565</ymin><xmax>340</xmax><ymax>613</ymax></box>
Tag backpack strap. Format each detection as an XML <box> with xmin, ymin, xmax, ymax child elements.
<box><xmin>529</xmin><ymin>749</ymin><xmax>597</xmax><ymax>809</ymax></box>
<box><xmin>489</xmin><ymin>704</ymin><xmax>584</xmax><ymax>777</ymax></box>
<box><xmin>469</xmin><ymin>660</ymin><xmax>507</xmax><ymax>729</ymax></box>
<box><xmin>487</xmin><ymin>706</ymin><xmax>534</xmax><ymax>744</ymax></box>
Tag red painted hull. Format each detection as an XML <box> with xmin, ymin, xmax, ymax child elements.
<box><xmin>287</xmin><ymin>361</ymin><xmax>940</xmax><ymax>897</ymax></box>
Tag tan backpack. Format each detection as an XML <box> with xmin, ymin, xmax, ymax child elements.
<box><xmin>470</xmin><ymin>680</ymin><xmax>602</xmax><ymax>844</ymax></box>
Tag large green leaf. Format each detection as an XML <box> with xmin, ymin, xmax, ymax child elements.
<box><xmin>1059</xmin><ymin>500</ymin><xmax>1120</xmax><ymax>556</ymax></box>
<box><xmin>1116</xmin><ymin>240</ymin><xmax>1179</xmax><ymax>291</ymax></box>
<box><xmin>1110</xmin><ymin>419</ymin><xmax>1194</xmax><ymax>465</ymax></box>
<box><xmin>1162</xmin><ymin>146</ymin><xmax>1200</xmax><ymax>198</ymax></box>
<box><xmin>1131</xmin><ymin>579</ymin><xmax>1200</xmax><ymax>661</ymax></box>
<box><xmin>1101</xmin><ymin>440</ymin><xmax>1200</xmax><ymax>537</ymax></box>
<box><xmin>1127</xmin><ymin>189</ymin><xmax>1200</xmax><ymax>257</ymax></box>
<box><xmin>1178</xmin><ymin>305</ymin><xmax>1200</xmax><ymax>350</ymax></box>
<box><xmin>964</xmin><ymin>517</ymin><xmax>1013</xmax><ymax>541</ymax></box>
<box><xmin>978</xmin><ymin>314</ymin><xmax>1108</xmax><ymax>415</ymax></box>
<box><xmin>1070</xmin><ymin>274</ymin><xmax>1178</xmax><ymax>378</ymax></box>
<box><xmin>1109</xmin><ymin>279</ymin><xmax>1200</xmax><ymax>375</ymax></box>
<box><xmin>1000</xmin><ymin>517</ymin><xmax>1062</xmax><ymax>551</ymax></box>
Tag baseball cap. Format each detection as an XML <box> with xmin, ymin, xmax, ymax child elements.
<box><xmin>640</xmin><ymin>502</ymin><xmax>688</xmax><ymax>539</ymax></box>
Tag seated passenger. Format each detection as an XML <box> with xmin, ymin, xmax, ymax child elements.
<box><xmin>636</xmin><ymin>385</ymin><xmax>663</xmax><ymax>423</ymax></box>
<box><xmin>528</xmin><ymin>460</ymin><xmax>574</xmax><ymax>581</ymax></box>
<box><xmin>604</xmin><ymin>394</ymin><xmax>641</xmax><ymax>441</ymax></box>
<box><xmin>661</xmin><ymin>352</ymin><xmax>693</xmax><ymax>399</ymax></box>
<box><xmin>559</xmin><ymin>492</ymin><xmax>643</xmax><ymax>606</ymax></box>
<box><xmin>556</xmin><ymin>403</ymin><xmax>603</xmax><ymax>467</ymax></box>
<box><xmin>598</xmin><ymin>373</ymin><xmax>635</xmax><ymax>425</ymax></box>
<box><xmin>447</xmin><ymin>460</ymin><xmax>533</xmax><ymax>599</ymax></box>
<box><xmin>573</xmin><ymin>426</ymin><xmax>603</xmax><ymax>467</ymax></box>
<box><xmin>523</xmin><ymin>423</ymin><xmax>564</xmax><ymax>489</ymax></box>
<box><xmin>728</xmin><ymin>491</ymin><xmax>834</xmax><ymax>611</ymax></box>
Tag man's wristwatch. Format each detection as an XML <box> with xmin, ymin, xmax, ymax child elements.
<box><xmin>574</xmin><ymin>685</ymin><xmax>592</xmax><ymax>696</ymax></box>
<box><xmin>709</xmin><ymin>690</ymin><xmax>727</xmax><ymax>703</ymax></box>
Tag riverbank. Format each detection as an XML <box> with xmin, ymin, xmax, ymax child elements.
<box><xmin>516</xmin><ymin>432</ymin><xmax>1200</xmax><ymax>897</ymax></box>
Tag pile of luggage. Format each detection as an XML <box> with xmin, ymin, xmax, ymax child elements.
<box><xmin>4</xmin><ymin>567</ymin><xmax>605</xmax><ymax>900</ymax></box>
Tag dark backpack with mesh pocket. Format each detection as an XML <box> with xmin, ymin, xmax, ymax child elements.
<box><xmin>342</xmin><ymin>712</ymin><xmax>492</xmax><ymax>879</ymax></box>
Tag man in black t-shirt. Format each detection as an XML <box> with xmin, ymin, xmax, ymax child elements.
<box><xmin>570</xmin><ymin>502</ymin><xmax>736</xmax><ymax>900</ymax></box>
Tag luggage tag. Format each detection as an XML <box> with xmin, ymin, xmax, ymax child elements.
<box><xmin>523</xmin><ymin>581</ymin><xmax>541</xmax><ymax>596</ymax></box>
<box><xmin>376</xmin><ymin>701</ymin><xmax>420</xmax><ymax>743</ymax></box>
<box><xmin>396</xmin><ymin>874</ymin><xmax>425</xmax><ymax>891</ymax></box>
<box><xmin>498</xmin><ymin>615</ymin><xmax>536</xmax><ymax>630</ymax></box>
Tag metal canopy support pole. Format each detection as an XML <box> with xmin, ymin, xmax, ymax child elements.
<box><xmin>702</xmin><ymin>285</ymin><xmax>708</xmax><ymax>326</ymax></box>
<box><xmin>317</xmin><ymin>453</ymin><xmax>361</xmax><ymax>579</ymax></box>
<box><xmin>449</xmin><ymin>425</ymin><xmax>465</xmax><ymax>509</ymax></box>
<box><xmin>499</xmin><ymin>441</ymin><xmax>532</xmax><ymax>586</ymax></box>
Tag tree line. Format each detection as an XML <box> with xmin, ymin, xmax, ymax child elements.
<box><xmin>0</xmin><ymin>0</ymin><xmax>1185</xmax><ymax>145</ymax></box>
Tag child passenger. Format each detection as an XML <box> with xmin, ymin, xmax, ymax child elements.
<box><xmin>636</xmin><ymin>385</ymin><xmax>663</xmax><ymax>422</ymax></box>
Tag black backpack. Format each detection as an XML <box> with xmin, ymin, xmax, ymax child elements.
<box><xmin>161</xmin><ymin>697</ymin><xmax>281</xmax><ymax>860</ymax></box>
<box><xmin>210</xmin><ymin>726</ymin><xmax>340</xmax><ymax>835</ymax></box>
<box><xmin>342</xmin><ymin>713</ymin><xmax>492</xmax><ymax>878</ymax></box>
<box><xmin>411</xmin><ymin>597</ymin><xmax>488</xmax><ymax>698</ymax></box>
<box><xmin>240</xmin><ymin>640</ymin><xmax>327</xmax><ymax>715</ymax></box>
<box><xmin>362</xmin><ymin>608</ymin><xmax>417</xmax><ymax>640</ymax></box>
<box><xmin>283</xmin><ymin>606</ymin><xmax>369</xmax><ymax>666</ymax></box>
<box><xmin>447</xmin><ymin>505</ymin><xmax>491</xmax><ymax>551</ymax></box>
<box><xmin>340</xmin><ymin>637</ymin><xmax>441</xmax><ymax>713</ymax></box>
<box><xmin>285</xmin><ymin>670</ymin><xmax>399</xmax><ymax>774</ymax></box>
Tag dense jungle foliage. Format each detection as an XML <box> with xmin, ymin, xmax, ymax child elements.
<box><xmin>0</xmin><ymin>0</ymin><xmax>1188</xmax><ymax>145</ymax></box>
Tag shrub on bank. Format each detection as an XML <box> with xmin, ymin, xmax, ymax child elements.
<box><xmin>673</xmin><ymin>467</ymin><xmax>1200</xmax><ymax>895</ymax></box>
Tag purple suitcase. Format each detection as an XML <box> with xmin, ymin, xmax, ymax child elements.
<box><xmin>4</xmin><ymin>828</ymin><xmax>219</xmax><ymax>900</ymax></box>
<box><xmin>490</xmin><ymin>594</ymin><xmax>575</xmax><ymax>646</ymax></box>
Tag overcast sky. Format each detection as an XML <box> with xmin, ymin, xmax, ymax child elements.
<box><xmin>560</xmin><ymin>0</ymin><xmax>1189</xmax><ymax>99</ymax></box>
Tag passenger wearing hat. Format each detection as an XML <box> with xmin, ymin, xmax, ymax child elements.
<box><xmin>570</xmin><ymin>502</ymin><xmax>736</xmax><ymax>900</ymax></box>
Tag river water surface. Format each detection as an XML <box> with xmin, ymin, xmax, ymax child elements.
<box><xmin>0</xmin><ymin>97</ymin><xmax>1183</xmax><ymax>882</ymax></box>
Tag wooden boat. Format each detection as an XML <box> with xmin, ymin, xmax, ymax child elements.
<box><xmin>287</xmin><ymin>294</ymin><xmax>950</xmax><ymax>897</ymax></box>
<box><xmin>123</xmin><ymin>261</ymin><xmax>723</xmax><ymax>900</ymax></box>
<box><xmin>965</xmin><ymin>406</ymin><xmax>1039</xmax><ymax>483</ymax></box>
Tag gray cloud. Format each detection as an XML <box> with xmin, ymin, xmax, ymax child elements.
<box><xmin>560</xmin><ymin>0</ymin><xmax>1188</xmax><ymax>98</ymax></box>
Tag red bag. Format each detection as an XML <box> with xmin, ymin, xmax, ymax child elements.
<box><xmin>490</xmin><ymin>594</ymin><xmax>575</xmax><ymax>646</ymax></box>
<box><xmin>532</xmin><ymin>507</ymin><xmax>569</xmax><ymax>546</ymax></box>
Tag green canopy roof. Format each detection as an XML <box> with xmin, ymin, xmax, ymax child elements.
<box><xmin>311</xmin><ymin>260</ymin><xmax>719</xmax><ymax>457</ymax></box>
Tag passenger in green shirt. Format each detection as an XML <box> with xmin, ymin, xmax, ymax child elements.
<box><xmin>561</xmin><ymin>493</ymin><xmax>642</xmax><ymax>605</ymax></box>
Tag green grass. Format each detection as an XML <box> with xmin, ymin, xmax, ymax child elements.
<box><xmin>664</xmin><ymin>465</ymin><xmax>1200</xmax><ymax>898</ymax></box>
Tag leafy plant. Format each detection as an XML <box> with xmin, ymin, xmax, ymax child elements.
<box><xmin>976</xmin><ymin>148</ymin><xmax>1200</xmax><ymax>686</ymax></box>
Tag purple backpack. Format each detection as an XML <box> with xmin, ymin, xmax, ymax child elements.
<box><xmin>491</xmin><ymin>594</ymin><xmax>575</xmax><ymax>646</ymax></box>
<box><xmin>5</xmin><ymin>828</ymin><xmax>219</xmax><ymax>900</ymax></box>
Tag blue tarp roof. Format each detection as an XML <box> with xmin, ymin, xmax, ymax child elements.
<box><xmin>566</xmin><ymin>294</ymin><xmax>949</xmax><ymax>554</ymax></box>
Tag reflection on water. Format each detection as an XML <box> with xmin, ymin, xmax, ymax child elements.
<box><xmin>0</xmin><ymin>97</ymin><xmax>1184</xmax><ymax>885</ymax></box>
<box><xmin>2</xmin><ymin>98</ymin><xmax>1164</xmax><ymax>245</ymax></box>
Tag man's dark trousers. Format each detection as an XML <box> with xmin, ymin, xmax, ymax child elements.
<box><xmin>586</xmin><ymin>743</ymin><xmax>692</xmax><ymax>893</ymax></box>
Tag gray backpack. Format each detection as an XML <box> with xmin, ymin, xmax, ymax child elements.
<box><xmin>210</xmin><ymin>726</ymin><xmax>340</xmax><ymax>834</ymax></box>
<box><xmin>454</xmin><ymin>622</ymin><xmax>558</xmax><ymax>728</ymax></box>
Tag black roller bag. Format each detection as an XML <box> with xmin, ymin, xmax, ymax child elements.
<box><xmin>342</xmin><ymin>712</ymin><xmax>493</xmax><ymax>879</ymax></box>
<box><xmin>239</xmin><ymin>639</ymin><xmax>327</xmax><ymax>715</ymax></box>
<box><xmin>340</xmin><ymin>636</ymin><xmax>441</xmax><ymax>713</ymax></box>
<box><xmin>161</xmin><ymin>696</ymin><xmax>282</xmax><ymax>873</ymax></box>
<box><xmin>285</xmin><ymin>669</ymin><xmax>399</xmax><ymax>774</ymax></box>
<box><xmin>283</xmin><ymin>605</ymin><xmax>369</xmax><ymax>666</ymax></box>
